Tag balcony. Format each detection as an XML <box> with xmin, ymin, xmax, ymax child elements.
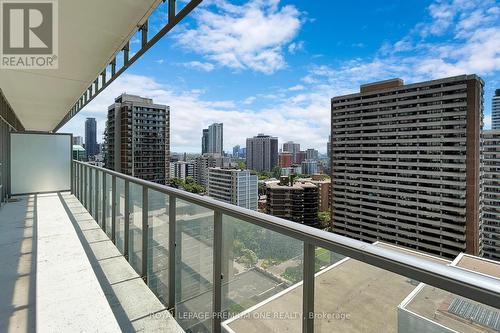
<box><xmin>0</xmin><ymin>0</ymin><xmax>499</xmax><ymax>332</ymax></box>
<box><xmin>0</xmin><ymin>159</ymin><xmax>498</xmax><ymax>332</ymax></box>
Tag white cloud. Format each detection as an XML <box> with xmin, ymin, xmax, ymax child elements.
<box><xmin>181</xmin><ymin>61</ymin><xmax>215</xmax><ymax>72</ymax></box>
<box><xmin>288</xmin><ymin>84</ymin><xmax>304</xmax><ymax>91</ymax></box>
<box><xmin>288</xmin><ymin>41</ymin><xmax>304</xmax><ymax>54</ymax></box>
<box><xmin>60</xmin><ymin>74</ymin><xmax>329</xmax><ymax>153</ymax></box>
<box><xmin>155</xmin><ymin>59</ymin><xmax>165</xmax><ymax>65</ymax></box>
<box><xmin>174</xmin><ymin>0</ymin><xmax>303</xmax><ymax>74</ymax></box>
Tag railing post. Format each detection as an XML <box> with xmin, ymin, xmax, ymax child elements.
<box><xmin>76</xmin><ymin>163</ymin><xmax>80</xmax><ymax>199</ymax></box>
<box><xmin>79</xmin><ymin>164</ymin><xmax>83</xmax><ymax>200</ymax></box>
<box><xmin>168</xmin><ymin>0</ymin><xmax>176</xmax><ymax>23</ymax></box>
<box><xmin>111</xmin><ymin>175</ymin><xmax>116</xmax><ymax>243</ymax></box>
<box><xmin>71</xmin><ymin>162</ymin><xmax>75</xmax><ymax>195</ymax></box>
<box><xmin>303</xmin><ymin>243</ymin><xmax>315</xmax><ymax>333</ymax></box>
<box><xmin>94</xmin><ymin>170</ymin><xmax>99</xmax><ymax>223</ymax></box>
<box><xmin>142</xmin><ymin>186</ymin><xmax>148</xmax><ymax>281</ymax></box>
<box><xmin>213</xmin><ymin>210</ymin><xmax>223</xmax><ymax>333</ymax></box>
<box><xmin>168</xmin><ymin>196</ymin><xmax>176</xmax><ymax>312</ymax></box>
<box><xmin>102</xmin><ymin>173</ymin><xmax>107</xmax><ymax>233</ymax></box>
<box><xmin>88</xmin><ymin>168</ymin><xmax>93</xmax><ymax>215</ymax></box>
<box><xmin>81</xmin><ymin>165</ymin><xmax>85</xmax><ymax>206</ymax></box>
<box><xmin>124</xmin><ymin>180</ymin><xmax>130</xmax><ymax>258</ymax></box>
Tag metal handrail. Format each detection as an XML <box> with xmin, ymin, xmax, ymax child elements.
<box><xmin>73</xmin><ymin>160</ymin><xmax>500</xmax><ymax>311</ymax></box>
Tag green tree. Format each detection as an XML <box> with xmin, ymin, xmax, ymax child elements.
<box><xmin>318</xmin><ymin>211</ymin><xmax>331</xmax><ymax>230</ymax></box>
<box><xmin>272</xmin><ymin>166</ymin><xmax>281</xmax><ymax>179</ymax></box>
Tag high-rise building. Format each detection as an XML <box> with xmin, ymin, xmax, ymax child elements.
<box><xmin>331</xmin><ymin>75</ymin><xmax>484</xmax><ymax>259</ymax></box>
<box><xmin>194</xmin><ymin>154</ymin><xmax>216</xmax><ymax>187</ymax></box>
<box><xmin>105</xmin><ymin>94</ymin><xmax>170</xmax><ymax>184</ymax></box>
<box><xmin>492</xmin><ymin>89</ymin><xmax>500</xmax><ymax>129</ymax></box>
<box><xmin>279</xmin><ymin>152</ymin><xmax>293</xmax><ymax>168</ymax></box>
<box><xmin>233</xmin><ymin>145</ymin><xmax>241</xmax><ymax>158</ymax></box>
<box><xmin>283</xmin><ymin>141</ymin><xmax>301</xmax><ymax>163</ymax></box>
<box><xmin>170</xmin><ymin>161</ymin><xmax>195</xmax><ymax>180</ymax></box>
<box><xmin>327</xmin><ymin>135</ymin><xmax>331</xmax><ymax>160</ymax></box>
<box><xmin>201</xmin><ymin>129</ymin><xmax>209</xmax><ymax>154</ymax></box>
<box><xmin>301</xmin><ymin>160</ymin><xmax>318</xmax><ymax>175</ymax></box>
<box><xmin>207</xmin><ymin>168</ymin><xmax>258</xmax><ymax>210</ymax></box>
<box><xmin>482</xmin><ymin>130</ymin><xmax>500</xmax><ymax>261</ymax></box>
<box><xmin>306</xmin><ymin>148</ymin><xmax>319</xmax><ymax>160</ymax></box>
<box><xmin>73</xmin><ymin>135</ymin><xmax>84</xmax><ymax>146</ymax></box>
<box><xmin>202</xmin><ymin>123</ymin><xmax>223</xmax><ymax>155</ymax></box>
<box><xmin>246</xmin><ymin>134</ymin><xmax>278</xmax><ymax>172</ymax></box>
<box><xmin>85</xmin><ymin>118</ymin><xmax>98</xmax><ymax>159</ymax></box>
<box><xmin>282</xmin><ymin>141</ymin><xmax>300</xmax><ymax>155</ymax></box>
<box><xmin>266</xmin><ymin>177</ymin><xmax>319</xmax><ymax>227</ymax></box>
<box><xmin>295</xmin><ymin>151</ymin><xmax>307</xmax><ymax>164</ymax></box>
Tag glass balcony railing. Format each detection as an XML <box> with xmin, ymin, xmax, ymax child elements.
<box><xmin>73</xmin><ymin>160</ymin><xmax>500</xmax><ymax>333</ymax></box>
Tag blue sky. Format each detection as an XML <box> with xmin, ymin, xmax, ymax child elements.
<box><xmin>61</xmin><ymin>0</ymin><xmax>500</xmax><ymax>153</ymax></box>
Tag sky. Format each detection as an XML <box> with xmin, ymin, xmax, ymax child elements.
<box><xmin>60</xmin><ymin>0</ymin><xmax>500</xmax><ymax>154</ymax></box>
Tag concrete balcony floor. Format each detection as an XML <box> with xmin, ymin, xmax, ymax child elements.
<box><xmin>0</xmin><ymin>192</ymin><xmax>183</xmax><ymax>333</ymax></box>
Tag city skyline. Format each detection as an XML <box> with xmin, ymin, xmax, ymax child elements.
<box><xmin>59</xmin><ymin>0</ymin><xmax>500</xmax><ymax>153</ymax></box>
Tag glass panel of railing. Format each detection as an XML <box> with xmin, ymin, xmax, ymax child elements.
<box><xmin>147</xmin><ymin>189</ymin><xmax>169</xmax><ymax>305</ymax></box>
<box><xmin>220</xmin><ymin>215</ymin><xmax>304</xmax><ymax>333</ymax></box>
<box><xmin>175</xmin><ymin>199</ymin><xmax>214</xmax><ymax>333</ymax></box>
<box><xmin>115</xmin><ymin>178</ymin><xmax>125</xmax><ymax>253</ymax></box>
<box><xmin>105</xmin><ymin>173</ymin><xmax>113</xmax><ymax>237</ymax></box>
<box><xmin>96</xmin><ymin>170</ymin><xmax>103</xmax><ymax>226</ymax></box>
<box><xmin>128</xmin><ymin>182</ymin><xmax>143</xmax><ymax>274</ymax></box>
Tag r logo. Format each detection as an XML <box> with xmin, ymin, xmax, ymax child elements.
<box><xmin>2</xmin><ymin>2</ymin><xmax>53</xmax><ymax>54</ymax></box>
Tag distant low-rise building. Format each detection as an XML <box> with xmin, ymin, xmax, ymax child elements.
<box><xmin>208</xmin><ymin>168</ymin><xmax>258</xmax><ymax>210</ymax></box>
<box><xmin>297</xmin><ymin>175</ymin><xmax>331</xmax><ymax>212</ymax></box>
<box><xmin>301</xmin><ymin>160</ymin><xmax>318</xmax><ymax>175</ymax></box>
<box><xmin>281</xmin><ymin>166</ymin><xmax>301</xmax><ymax>177</ymax></box>
<box><xmin>72</xmin><ymin>145</ymin><xmax>86</xmax><ymax>161</ymax></box>
<box><xmin>170</xmin><ymin>161</ymin><xmax>195</xmax><ymax>180</ymax></box>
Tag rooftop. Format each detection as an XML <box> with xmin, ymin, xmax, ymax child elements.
<box><xmin>400</xmin><ymin>255</ymin><xmax>500</xmax><ymax>333</ymax></box>
<box><xmin>223</xmin><ymin>243</ymin><xmax>450</xmax><ymax>333</ymax></box>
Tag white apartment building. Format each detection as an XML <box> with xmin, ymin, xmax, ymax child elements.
<box><xmin>207</xmin><ymin>168</ymin><xmax>258</xmax><ymax>210</ymax></box>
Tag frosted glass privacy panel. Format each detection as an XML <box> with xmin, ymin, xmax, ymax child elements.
<box><xmin>10</xmin><ymin>133</ymin><xmax>71</xmax><ymax>194</ymax></box>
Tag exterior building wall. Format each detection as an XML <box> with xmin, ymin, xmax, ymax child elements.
<box><xmin>301</xmin><ymin>160</ymin><xmax>318</xmax><ymax>175</ymax></box>
<box><xmin>482</xmin><ymin>129</ymin><xmax>500</xmax><ymax>261</ymax></box>
<box><xmin>207</xmin><ymin>123</ymin><xmax>223</xmax><ymax>154</ymax></box>
<box><xmin>170</xmin><ymin>161</ymin><xmax>195</xmax><ymax>180</ymax></box>
<box><xmin>492</xmin><ymin>89</ymin><xmax>500</xmax><ymax>129</ymax></box>
<box><xmin>266</xmin><ymin>181</ymin><xmax>319</xmax><ymax>226</ymax></box>
<box><xmin>201</xmin><ymin>129</ymin><xmax>209</xmax><ymax>154</ymax></box>
<box><xmin>306</xmin><ymin>148</ymin><xmax>319</xmax><ymax>160</ymax></box>
<box><xmin>195</xmin><ymin>155</ymin><xmax>216</xmax><ymax>187</ymax></box>
<box><xmin>246</xmin><ymin>134</ymin><xmax>279</xmax><ymax>172</ymax></box>
<box><xmin>279</xmin><ymin>152</ymin><xmax>293</xmax><ymax>168</ymax></box>
<box><xmin>105</xmin><ymin>94</ymin><xmax>170</xmax><ymax>185</ymax></box>
<box><xmin>330</xmin><ymin>75</ymin><xmax>484</xmax><ymax>259</ymax></box>
<box><xmin>85</xmin><ymin>117</ymin><xmax>98</xmax><ymax>159</ymax></box>
<box><xmin>207</xmin><ymin>168</ymin><xmax>258</xmax><ymax>210</ymax></box>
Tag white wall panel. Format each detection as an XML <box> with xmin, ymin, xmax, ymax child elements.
<box><xmin>11</xmin><ymin>133</ymin><xmax>71</xmax><ymax>194</ymax></box>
